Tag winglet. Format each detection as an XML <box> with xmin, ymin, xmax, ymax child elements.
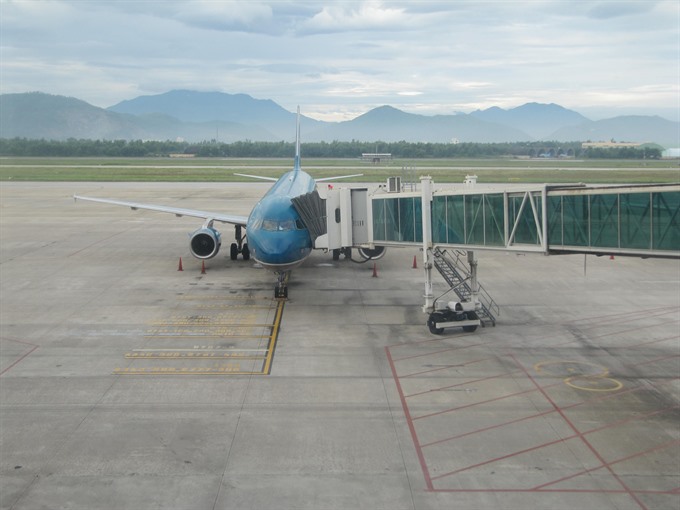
<box><xmin>294</xmin><ymin>106</ymin><xmax>301</xmax><ymax>173</ymax></box>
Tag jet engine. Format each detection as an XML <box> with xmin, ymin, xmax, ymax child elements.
<box><xmin>190</xmin><ymin>227</ymin><xmax>221</xmax><ymax>259</ymax></box>
<box><xmin>357</xmin><ymin>246</ymin><xmax>386</xmax><ymax>260</ymax></box>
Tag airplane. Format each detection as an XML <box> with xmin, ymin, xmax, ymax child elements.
<box><xmin>74</xmin><ymin>108</ymin><xmax>374</xmax><ymax>298</ymax></box>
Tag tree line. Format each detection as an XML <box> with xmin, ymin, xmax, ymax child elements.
<box><xmin>0</xmin><ymin>137</ymin><xmax>661</xmax><ymax>159</ymax></box>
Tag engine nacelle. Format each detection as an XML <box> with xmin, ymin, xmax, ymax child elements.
<box><xmin>190</xmin><ymin>227</ymin><xmax>221</xmax><ymax>259</ymax></box>
<box><xmin>357</xmin><ymin>246</ymin><xmax>386</xmax><ymax>260</ymax></box>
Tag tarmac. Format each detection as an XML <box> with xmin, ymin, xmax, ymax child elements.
<box><xmin>1</xmin><ymin>182</ymin><xmax>678</xmax><ymax>510</ymax></box>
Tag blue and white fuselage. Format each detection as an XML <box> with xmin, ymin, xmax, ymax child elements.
<box><xmin>246</xmin><ymin>158</ymin><xmax>315</xmax><ymax>272</ymax></box>
<box><xmin>73</xmin><ymin>107</ymin><xmax>362</xmax><ymax>298</ymax></box>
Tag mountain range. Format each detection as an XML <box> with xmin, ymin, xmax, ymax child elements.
<box><xmin>1</xmin><ymin>90</ymin><xmax>678</xmax><ymax>147</ymax></box>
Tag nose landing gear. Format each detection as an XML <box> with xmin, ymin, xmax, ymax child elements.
<box><xmin>275</xmin><ymin>271</ymin><xmax>290</xmax><ymax>299</ymax></box>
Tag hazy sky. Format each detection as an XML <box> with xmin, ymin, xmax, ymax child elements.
<box><xmin>1</xmin><ymin>0</ymin><xmax>678</xmax><ymax>121</ymax></box>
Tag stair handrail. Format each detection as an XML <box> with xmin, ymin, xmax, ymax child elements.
<box><xmin>433</xmin><ymin>247</ymin><xmax>500</xmax><ymax>318</ymax></box>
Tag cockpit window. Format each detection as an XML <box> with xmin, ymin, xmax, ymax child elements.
<box><xmin>262</xmin><ymin>219</ymin><xmax>296</xmax><ymax>231</ymax></box>
<box><xmin>262</xmin><ymin>220</ymin><xmax>278</xmax><ymax>231</ymax></box>
<box><xmin>280</xmin><ymin>220</ymin><xmax>296</xmax><ymax>231</ymax></box>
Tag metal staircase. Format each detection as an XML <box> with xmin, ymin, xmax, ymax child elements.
<box><xmin>432</xmin><ymin>247</ymin><xmax>499</xmax><ymax>327</ymax></box>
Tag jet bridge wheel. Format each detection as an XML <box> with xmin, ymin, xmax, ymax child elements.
<box><xmin>427</xmin><ymin>312</ymin><xmax>445</xmax><ymax>335</ymax></box>
<box><xmin>332</xmin><ymin>248</ymin><xmax>352</xmax><ymax>261</ymax></box>
<box><xmin>462</xmin><ymin>312</ymin><xmax>479</xmax><ymax>333</ymax></box>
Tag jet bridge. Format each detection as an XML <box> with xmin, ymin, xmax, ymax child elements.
<box><xmin>307</xmin><ymin>178</ymin><xmax>679</xmax><ymax>333</ymax></box>
<box><xmin>373</xmin><ymin>178</ymin><xmax>679</xmax><ymax>330</ymax></box>
<box><xmin>296</xmin><ymin>186</ymin><xmax>377</xmax><ymax>259</ymax></box>
<box><xmin>372</xmin><ymin>180</ymin><xmax>680</xmax><ymax>258</ymax></box>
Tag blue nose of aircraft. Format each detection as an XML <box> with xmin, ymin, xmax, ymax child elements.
<box><xmin>248</xmin><ymin>228</ymin><xmax>312</xmax><ymax>269</ymax></box>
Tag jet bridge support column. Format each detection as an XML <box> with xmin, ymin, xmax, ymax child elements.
<box><xmin>467</xmin><ymin>250</ymin><xmax>478</xmax><ymax>305</ymax></box>
<box><xmin>421</xmin><ymin>176</ymin><xmax>435</xmax><ymax>313</ymax></box>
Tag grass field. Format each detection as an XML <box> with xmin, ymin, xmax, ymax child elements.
<box><xmin>1</xmin><ymin>157</ymin><xmax>678</xmax><ymax>183</ymax></box>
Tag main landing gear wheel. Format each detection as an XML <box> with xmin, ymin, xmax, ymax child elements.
<box><xmin>231</xmin><ymin>225</ymin><xmax>249</xmax><ymax>260</ymax></box>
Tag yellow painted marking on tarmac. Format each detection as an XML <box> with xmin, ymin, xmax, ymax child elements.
<box><xmin>194</xmin><ymin>304</ymin><xmax>273</xmax><ymax>310</ymax></box>
<box><xmin>125</xmin><ymin>352</ymin><xmax>265</xmax><ymax>360</ymax></box>
<box><xmin>534</xmin><ymin>360</ymin><xmax>623</xmax><ymax>392</ymax></box>
<box><xmin>132</xmin><ymin>348</ymin><xmax>267</xmax><ymax>352</ymax></box>
<box><xmin>118</xmin><ymin>287</ymin><xmax>285</xmax><ymax>376</ymax></box>
<box><xmin>261</xmin><ymin>299</ymin><xmax>285</xmax><ymax>375</ymax></box>
<box><xmin>534</xmin><ymin>360</ymin><xmax>609</xmax><ymax>378</ymax></box>
<box><xmin>148</xmin><ymin>323</ymin><xmax>275</xmax><ymax>328</ymax></box>
<box><xmin>565</xmin><ymin>375</ymin><xmax>623</xmax><ymax>392</ymax></box>
<box><xmin>181</xmin><ymin>296</ymin><xmax>276</xmax><ymax>303</ymax></box>
<box><xmin>144</xmin><ymin>333</ymin><xmax>270</xmax><ymax>339</ymax></box>
<box><xmin>114</xmin><ymin>364</ymin><xmax>251</xmax><ymax>375</ymax></box>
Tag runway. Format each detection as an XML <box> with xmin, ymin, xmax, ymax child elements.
<box><xmin>1</xmin><ymin>182</ymin><xmax>678</xmax><ymax>510</ymax></box>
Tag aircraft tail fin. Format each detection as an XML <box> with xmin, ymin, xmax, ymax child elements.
<box><xmin>294</xmin><ymin>106</ymin><xmax>301</xmax><ymax>174</ymax></box>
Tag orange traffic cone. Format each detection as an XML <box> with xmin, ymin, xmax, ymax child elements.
<box><xmin>610</xmin><ymin>255</ymin><xmax>615</xmax><ymax>260</ymax></box>
<box><xmin>177</xmin><ymin>257</ymin><xmax>183</xmax><ymax>271</ymax></box>
<box><xmin>201</xmin><ymin>260</ymin><xmax>206</xmax><ymax>274</ymax></box>
<box><xmin>412</xmin><ymin>255</ymin><xmax>418</xmax><ymax>269</ymax></box>
<box><xmin>372</xmin><ymin>263</ymin><xmax>378</xmax><ymax>278</ymax></box>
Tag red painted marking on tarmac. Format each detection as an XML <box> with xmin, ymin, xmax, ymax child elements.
<box><xmin>385</xmin><ymin>346</ymin><xmax>434</xmax><ymax>491</ymax></box>
<box><xmin>626</xmin><ymin>353</ymin><xmax>680</xmax><ymax>368</ymax></box>
<box><xmin>430</xmin><ymin>433</ymin><xmax>580</xmax><ymax>482</ymax></box>
<box><xmin>590</xmin><ymin>318</ymin><xmax>680</xmax><ymax>339</ymax></box>
<box><xmin>404</xmin><ymin>369</ymin><xmax>522</xmax><ymax>398</ymax></box>
<box><xmin>0</xmin><ymin>337</ymin><xmax>39</xmax><ymax>376</ymax></box>
<box><xmin>391</xmin><ymin>341</ymin><xmax>493</xmax><ymax>362</ymax></box>
<box><xmin>448</xmin><ymin>375</ymin><xmax>678</xmax><ymax>439</ymax></box>
<box><xmin>386</xmin><ymin>336</ymin><xmax>679</xmax><ymax>504</ymax></box>
<box><xmin>531</xmin><ymin>438</ymin><xmax>680</xmax><ymax>491</ymax></box>
<box><xmin>580</xmin><ymin>405</ymin><xmax>680</xmax><ymax>438</ymax></box>
<box><xmin>421</xmin><ymin>407</ymin><xmax>558</xmax><ymax>448</ymax></box>
<box><xmin>387</xmin><ymin>332</ymin><xmax>475</xmax><ymax>349</ymax></box>
<box><xmin>400</xmin><ymin>356</ymin><xmax>494</xmax><ymax>379</ymax></box>
<box><xmin>430</xmin><ymin>488</ymin><xmax>678</xmax><ymax>495</ymax></box>
<box><xmin>554</xmin><ymin>318</ymin><xmax>680</xmax><ymax>348</ymax></box>
<box><xmin>411</xmin><ymin>380</ymin><xmax>563</xmax><ymax>422</ymax></box>
<box><xmin>567</xmin><ymin>306</ymin><xmax>678</xmax><ymax>328</ymax></box>
<box><xmin>624</xmin><ymin>334</ymin><xmax>680</xmax><ymax>349</ymax></box>
<box><xmin>511</xmin><ymin>354</ymin><xmax>650</xmax><ymax>510</ymax></box>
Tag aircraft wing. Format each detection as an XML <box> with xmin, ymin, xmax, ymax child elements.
<box><xmin>233</xmin><ymin>173</ymin><xmax>278</xmax><ymax>182</ymax></box>
<box><xmin>235</xmin><ymin>172</ymin><xmax>363</xmax><ymax>183</ymax></box>
<box><xmin>316</xmin><ymin>174</ymin><xmax>363</xmax><ymax>182</ymax></box>
<box><xmin>73</xmin><ymin>195</ymin><xmax>249</xmax><ymax>226</ymax></box>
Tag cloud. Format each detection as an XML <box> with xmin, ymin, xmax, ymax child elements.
<box><xmin>298</xmin><ymin>1</ymin><xmax>411</xmax><ymax>34</ymax></box>
<box><xmin>586</xmin><ymin>0</ymin><xmax>656</xmax><ymax>19</ymax></box>
<box><xmin>172</xmin><ymin>0</ymin><xmax>276</xmax><ymax>33</ymax></box>
<box><xmin>0</xmin><ymin>0</ymin><xmax>678</xmax><ymax>121</ymax></box>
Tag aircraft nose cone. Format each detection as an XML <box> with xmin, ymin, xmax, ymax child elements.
<box><xmin>248</xmin><ymin>228</ymin><xmax>311</xmax><ymax>268</ymax></box>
